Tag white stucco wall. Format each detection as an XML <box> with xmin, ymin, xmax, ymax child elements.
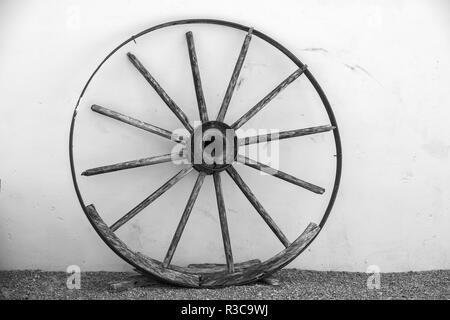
<box><xmin>1</xmin><ymin>0</ymin><xmax>449</xmax><ymax>272</ymax></box>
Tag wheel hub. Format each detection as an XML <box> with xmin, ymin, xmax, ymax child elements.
<box><xmin>188</xmin><ymin>121</ymin><xmax>238</xmax><ymax>174</ymax></box>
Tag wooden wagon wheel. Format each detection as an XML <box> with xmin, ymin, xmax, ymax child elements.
<box><xmin>69</xmin><ymin>19</ymin><xmax>342</xmax><ymax>288</ymax></box>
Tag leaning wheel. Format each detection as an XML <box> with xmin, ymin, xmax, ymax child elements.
<box><xmin>69</xmin><ymin>19</ymin><xmax>342</xmax><ymax>287</ymax></box>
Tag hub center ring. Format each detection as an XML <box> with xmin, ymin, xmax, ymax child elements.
<box><xmin>188</xmin><ymin>121</ymin><xmax>238</xmax><ymax>174</ymax></box>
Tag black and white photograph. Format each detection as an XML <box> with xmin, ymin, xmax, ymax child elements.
<box><xmin>0</xmin><ymin>0</ymin><xmax>449</xmax><ymax>310</ymax></box>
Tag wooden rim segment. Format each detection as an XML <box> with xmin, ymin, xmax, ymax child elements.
<box><xmin>69</xmin><ymin>19</ymin><xmax>342</xmax><ymax>288</ymax></box>
<box><xmin>200</xmin><ymin>222</ymin><xmax>320</xmax><ymax>287</ymax></box>
<box><xmin>85</xmin><ymin>204</ymin><xmax>319</xmax><ymax>287</ymax></box>
<box><xmin>85</xmin><ymin>204</ymin><xmax>200</xmax><ymax>287</ymax></box>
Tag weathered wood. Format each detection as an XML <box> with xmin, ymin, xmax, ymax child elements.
<box><xmin>163</xmin><ymin>172</ymin><xmax>206</xmax><ymax>267</ymax></box>
<box><xmin>186</xmin><ymin>31</ymin><xmax>208</xmax><ymax>123</ymax></box>
<box><xmin>85</xmin><ymin>205</ymin><xmax>200</xmax><ymax>287</ymax></box>
<box><xmin>213</xmin><ymin>172</ymin><xmax>234</xmax><ymax>273</ymax></box>
<box><xmin>82</xmin><ymin>152</ymin><xmax>184</xmax><ymax>176</ymax></box>
<box><xmin>187</xmin><ymin>259</ymin><xmax>261</xmax><ymax>274</ymax></box>
<box><xmin>200</xmin><ymin>222</ymin><xmax>320</xmax><ymax>287</ymax></box>
<box><xmin>226</xmin><ymin>166</ymin><xmax>290</xmax><ymax>248</ymax></box>
<box><xmin>86</xmin><ymin>208</ymin><xmax>318</xmax><ymax>288</ymax></box>
<box><xmin>108</xmin><ymin>274</ymin><xmax>160</xmax><ymax>292</ymax></box>
<box><xmin>236</xmin><ymin>155</ymin><xmax>325</xmax><ymax>194</ymax></box>
<box><xmin>127</xmin><ymin>52</ymin><xmax>193</xmax><ymax>133</ymax></box>
<box><xmin>91</xmin><ymin>104</ymin><xmax>185</xmax><ymax>143</ymax></box>
<box><xmin>216</xmin><ymin>28</ymin><xmax>253</xmax><ymax>122</ymax></box>
<box><xmin>259</xmin><ymin>274</ymin><xmax>280</xmax><ymax>286</ymax></box>
<box><xmin>110</xmin><ymin>166</ymin><xmax>193</xmax><ymax>232</ymax></box>
<box><xmin>232</xmin><ymin>65</ymin><xmax>308</xmax><ymax>129</ymax></box>
<box><xmin>239</xmin><ymin>125</ymin><xmax>335</xmax><ymax>146</ymax></box>
<box><xmin>138</xmin><ymin>253</ymin><xmax>259</xmax><ymax>276</ymax></box>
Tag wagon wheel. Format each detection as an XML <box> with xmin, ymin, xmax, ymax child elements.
<box><xmin>69</xmin><ymin>19</ymin><xmax>342</xmax><ymax>288</ymax></box>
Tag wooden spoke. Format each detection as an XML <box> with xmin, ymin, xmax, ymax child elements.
<box><xmin>236</xmin><ymin>155</ymin><xmax>325</xmax><ymax>194</ymax></box>
<box><xmin>216</xmin><ymin>28</ymin><xmax>253</xmax><ymax>122</ymax></box>
<box><xmin>186</xmin><ymin>31</ymin><xmax>208</xmax><ymax>123</ymax></box>
<box><xmin>127</xmin><ymin>52</ymin><xmax>194</xmax><ymax>133</ymax></box>
<box><xmin>110</xmin><ymin>166</ymin><xmax>193</xmax><ymax>232</ymax></box>
<box><xmin>91</xmin><ymin>104</ymin><xmax>185</xmax><ymax>143</ymax></box>
<box><xmin>81</xmin><ymin>152</ymin><xmax>185</xmax><ymax>176</ymax></box>
<box><xmin>226</xmin><ymin>166</ymin><xmax>290</xmax><ymax>248</ymax></box>
<box><xmin>239</xmin><ymin>125</ymin><xmax>335</xmax><ymax>146</ymax></box>
<box><xmin>232</xmin><ymin>65</ymin><xmax>308</xmax><ymax>129</ymax></box>
<box><xmin>163</xmin><ymin>172</ymin><xmax>206</xmax><ymax>267</ymax></box>
<box><xmin>213</xmin><ymin>172</ymin><xmax>234</xmax><ymax>273</ymax></box>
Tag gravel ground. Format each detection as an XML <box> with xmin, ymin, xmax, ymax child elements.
<box><xmin>0</xmin><ymin>269</ymin><xmax>449</xmax><ymax>300</ymax></box>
